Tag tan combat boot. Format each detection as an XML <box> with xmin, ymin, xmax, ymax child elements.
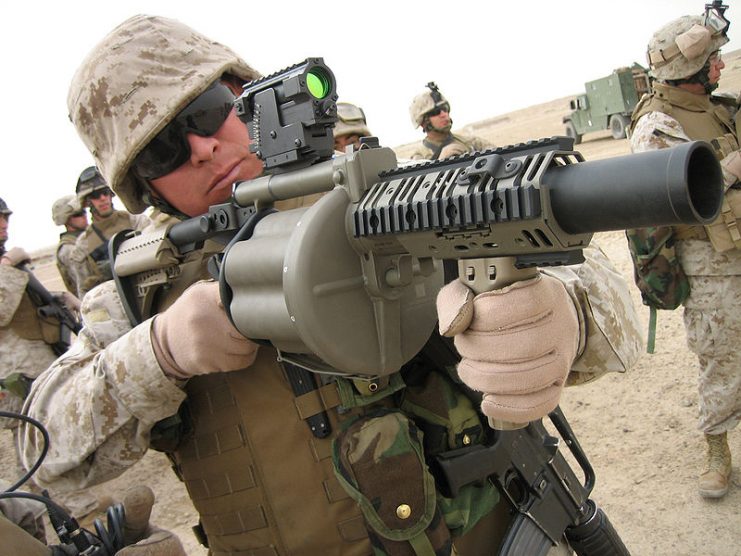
<box><xmin>698</xmin><ymin>432</ymin><xmax>732</xmax><ymax>499</ymax></box>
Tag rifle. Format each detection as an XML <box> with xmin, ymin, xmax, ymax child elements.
<box><xmin>19</xmin><ymin>263</ymin><xmax>81</xmax><ymax>356</ymax></box>
<box><xmin>109</xmin><ymin>58</ymin><xmax>723</xmax><ymax>554</ymax></box>
<box><xmin>432</xmin><ymin>405</ymin><xmax>628</xmax><ymax>555</ymax></box>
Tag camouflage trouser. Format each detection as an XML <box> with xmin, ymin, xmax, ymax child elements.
<box><xmin>678</xmin><ymin>240</ymin><xmax>741</xmax><ymax>434</ymax></box>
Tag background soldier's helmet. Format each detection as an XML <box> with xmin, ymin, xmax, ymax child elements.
<box><xmin>67</xmin><ymin>15</ymin><xmax>260</xmax><ymax>214</ymax></box>
<box><xmin>647</xmin><ymin>12</ymin><xmax>730</xmax><ymax>80</ymax></box>
<box><xmin>75</xmin><ymin>166</ymin><xmax>110</xmax><ymax>204</ymax></box>
<box><xmin>334</xmin><ymin>102</ymin><xmax>371</xmax><ymax>139</ymax></box>
<box><xmin>0</xmin><ymin>197</ymin><xmax>11</xmax><ymax>216</ymax></box>
<box><xmin>52</xmin><ymin>195</ymin><xmax>81</xmax><ymax>226</ymax></box>
<box><xmin>409</xmin><ymin>82</ymin><xmax>450</xmax><ymax>128</ymax></box>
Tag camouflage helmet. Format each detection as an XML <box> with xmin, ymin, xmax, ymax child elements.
<box><xmin>334</xmin><ymin>102</ymin><xmax>371</xmax><ymax>139</ymax></box>
<box><xmin>75</xmin><ymin>166</ymin><xmax>109</xmax><ymax>204</ymax></box>
<box><xmin>409</xmin><ymin>82</ymin><xmax>450</xmax><ymax>128</ymax></box>
<box><xmin>0</xmin><ymin>197</ymin><xmax>10</xmax><ymax>216</ymax></box>
<box><xmin>52</xmin><ymin>195</ymin><xmax>81</xmax><ymax>226</ymax></box>
<box><xmin>647</xmin><ymin>12</ymin><xmax>729</xmax><ymax>80</ymax></box>
<box><xmin>67</xmin><ymin>15</ymin><xmax>260</xmax><ymax>214</ymax></box>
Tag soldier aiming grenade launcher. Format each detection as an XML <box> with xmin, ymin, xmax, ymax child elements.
<box><xmin>110</xmin><ymin>58</ymin><xmax>723</xmax><ymax>556</ymax></box>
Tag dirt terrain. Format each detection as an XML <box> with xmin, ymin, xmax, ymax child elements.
<box><xmin>2</xmin><ymin>52</ymin><xmax>741</xmax><ymax>555</ymax></box>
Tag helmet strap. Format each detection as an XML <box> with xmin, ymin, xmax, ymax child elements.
<box><xmin>667</xmin><ymin>59</ymin><xmax>718</xmax><ymax>94</ymax></box>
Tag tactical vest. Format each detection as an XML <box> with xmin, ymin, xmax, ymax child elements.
<box><xmin>56</xmin><ymin>230</ymin><xmax>83</xmax><ymax>294</ymax></box>
<box><xmin>80</xmin><ymin>211</ymin><xmax>137</xmax><ymax>294</ymax></box>
<box><xmin>631</xmin><ymin>82</ymin><xmax>741</xmax><ymax>249</ymax></box>
<box><xmin>136</xmin><ymin>203</ymin><xmax>501</xmax><ymax>555</ymax></box>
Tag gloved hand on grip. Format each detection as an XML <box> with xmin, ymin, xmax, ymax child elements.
<box><xmin>151</xmin><ymin>281</ymin><xmax>259</xmax><ymax>379</ymax></box>
<box><xmin>436</xmin><ymin>274</ymin><xmax>579</xmax><ymax>423</ymax></box>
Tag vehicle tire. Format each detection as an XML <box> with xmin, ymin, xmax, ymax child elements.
<box><xmin>564</xmin><ymin>121</ymin><xmax>581</xmax><ymax>145</ymax></box>
<box><xmin>610</xmin><ymin>114</ymin><xmax>629</xmax><ymax>139</ymax></box>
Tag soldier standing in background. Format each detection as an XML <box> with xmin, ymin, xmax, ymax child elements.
<box><xmin>407</xmin><ymin>82</ymin><xmax>492</xmax><ymax>160</ymax></box>
<box><xmin>0</xmin><ymin>197</ymin><xmax>105</xmax><ymax>524</ymax></box>
<box><xmin>51</xmin><ymin>194</ymin><xmax>88</xmax><ymax>294</ymax></box>
<box><xmin>72</xmin><ymin>166</ymin><xmax>151</xmax><ymax>298</ymax></box>
<box><xmin>334</xmin><ymin>102</ymin><xmax>373</xmax><ymax>152</ymax></box>
<box><xmin>629</xmin><ymin>2</ymin><xmax>740</xmax><ymax>498</ymax></box>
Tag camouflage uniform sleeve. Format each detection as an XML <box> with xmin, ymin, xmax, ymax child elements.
<box><xmin>542</xmin><ymin>242</ymin><xmax>643</xmax><ymax>386</ymax></box>
<box><xmin>0</xmin><ymin>266</ymin><xmax>29</xmax><ymax>326</ymax></box>
<box><xmin>56</xmin><ymin>243</ymin><xmax>85</xmax><ymax>298</ymax></box>
<box><xmin>69</xmin><ymin>234</ymin><xmax>93</xmax><ymax>298</ymax></box>
<box><xmin>19</xmin><ymin>281</ymin><xmax>186</xmax><ymax>489</ymax></box>
<box><xmin>630</xmin><ymin>111</ymin><xmax>690</xmax><ymax>153</ymax></box>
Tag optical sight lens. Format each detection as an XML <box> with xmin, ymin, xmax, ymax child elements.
<box><xmin>307</xmin><ymin>68</ymin><xmax>331</xmax><ymax>99</ymax></box>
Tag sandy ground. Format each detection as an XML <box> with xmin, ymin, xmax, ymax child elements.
<box><xmin>2</xmin><ymin>53</ymin><xmax>741</xmax><ymax>555</ymax></box>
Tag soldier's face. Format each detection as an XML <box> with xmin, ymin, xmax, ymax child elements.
<box><xmin>0</xmin><ymin>214</ymin><xmax>8</xmax><ymax>242</ymax></box>
<box><xmin>67</xmin><ymin>212</ymin><xmax>88</xmax><ymax>230</ymax></box>
<box><xmin>150</xmin><ymin>109</ymin><xmax>264</xmax><ymax>217</ymax></box>
<box><xmin>428</xmin><ymin>109</ymin><xmax>451</xmax><ymax>131</ymax></box>
<box><xmin>334</xmin><ymin>134</ymin><xmax>361</xmax><ymax>152</ymax></box>
<box><xmin>87</xmin><ymin>191</ymin><xmax>114</xmax><ymax>217</ymax></box>
<box><xmin>709</xmin><ymin>53</ymin><xmax>725</xmax><ymax>84</ymax></box>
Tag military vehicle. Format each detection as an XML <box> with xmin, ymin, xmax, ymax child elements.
<box><xmin>563</xmin><ymin>64</ymin><xmax>651</xmax><ymax>144</ymax></box>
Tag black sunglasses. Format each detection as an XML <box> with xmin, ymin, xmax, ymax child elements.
<box><xmin>427</xmin><ymin>103</ymin><xmax>450</xmax><ymax>117</ymax></box>
<box><xmin>87</xmin><ymin>188</ymin><xmax>112</xmax><ymax>200</ymax></box>
<box><xmin>133</xmin><ymin>81</ymin><xmax>236</xmax><ymax>180</ymax></box>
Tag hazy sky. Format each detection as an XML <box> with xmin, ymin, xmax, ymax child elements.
<box><xmin>3</xmin><ymin>0</ymin><xmax>738</xmax><ymax>251</ymax></box>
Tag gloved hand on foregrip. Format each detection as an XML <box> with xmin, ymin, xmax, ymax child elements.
<box><xmin>151</xmin><ymin>281</ymin><xmax>259</xmax><ymax>379</ymax></box>
<box><xmin>436</xmin><ymin>274</ymin><xmax>579</xmax><ymax>423</ymax></box>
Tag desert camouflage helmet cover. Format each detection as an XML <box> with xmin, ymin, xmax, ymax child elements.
<box><xmin>52</xmin><ymin>195</ymin><xmax>81</xmax><ymax>226</ymax></box>
<box><xmin>334</xmin><ymin>102</ymin><xmax>371</xmax><ymax>138</ymax></box>
<box><xmin>409</xmin><ymin>83</ymin><xmax>449</xmax><ymax>128</ymax></box>
<box><xmin>67</xmin><ymin>15</ymin><xmax>260</xmax><ymax>213</ymax></box>
<box><xmin>0</xmin><ymin>197</ymin><xmax>10</xmax><ymax>215</ymax></box>
<box><xmin>647</xmin><ymin>14</ymin><xmax>729</xmax><ymax>80</ymax></box>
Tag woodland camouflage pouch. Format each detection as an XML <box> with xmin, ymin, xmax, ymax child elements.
<box><xmin>332</xmin><ymin>410</ymin><xmax>452</xmax><ymax>556</ymax></box>
<box><xmin>626</xmin><ymin>226</ymin><xmax>689</xmax><ymax>352</ymax></box>
<box><xmin>400</xmin><ymin>368</ymin><xmax>499</xmax><ymax>536</ymax></box>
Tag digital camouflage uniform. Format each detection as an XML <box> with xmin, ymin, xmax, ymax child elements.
<box><xmin>56</xmin><ymin>229</ymin><xmax>85</xmax><ymax>294</ymax></box>
<box><xmin>71</xmin><ymin>210</ymin><xmax>151</xmax><ymax>299</ymax></box>
<box><xmin>21</xmin><ymin>15</ymin><xmax>643</xmax><ymax>556</ymax></box>
<box><xmin>631</xmin><ymin>95</ymin><xmax>741</xmax><ymax>434</ymax></box>
<box><xmin>0</xmin><ymin>264</ymin><xmax>100</xmax><ymax>519</ymax></box>
<box><xmin>0</xmin><ymin>266</ymin><xmax>58</xmax><ymax>429</ymax></box>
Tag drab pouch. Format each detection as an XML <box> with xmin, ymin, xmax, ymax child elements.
<box><xmin>400</xmin><ymin>369</ymin><xmax>498</xmax><ymax>537</ymax></box>
<box><xmin>399</xmin><ymin>369</ymin><xmax>484</xmax><ymax>456</ymax></box>
<box><xmin>705</xmin><ymin>188</ymin><xmax>741</xmax><ymax>252</ymax></box>
<box><xmin>626</xmin><ymin>226</ymin><xmax>689</xmax><ymax>311</ymax></box>
<box><xmin>333</xmin><ymin>410</ymin><xmax>452</xmax><ymax>556</ymax></box>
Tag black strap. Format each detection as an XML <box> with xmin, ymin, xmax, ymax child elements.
<box><xmin>90</xmin><ymin>223</ymin><xmax>108</xmax><ymax>244</ymax></box>
<box><xmin>282</xmin><ymin>362</ymin><xmax>331</xmax><ymax>438</ymax></box>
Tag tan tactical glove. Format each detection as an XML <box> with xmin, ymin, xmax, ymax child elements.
<box><xmin>151</xmin><ymin>281</ymin><xmax>259</xmax><ymax>379</ymax></box>
<box><xmin>437</xmin><ymin>274</ymin><xmax>579</xmax><ymax>423</ymax></box>
<box><xmin>0</xmin><ymin>247</ymin><xmax>31</xmax><ymax>266</ymax></box>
